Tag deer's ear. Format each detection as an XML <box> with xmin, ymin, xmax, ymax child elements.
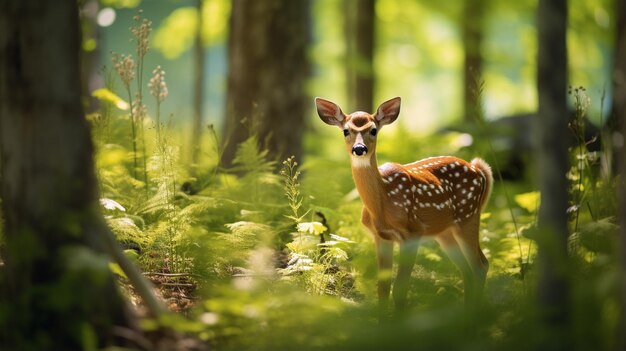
<box><xmin>315</xmin><ymin>97</ymin><xmax>345</xmax><ymax>127</ymax></box>
<box><xmin>374</xmin><ymin>97</ymin><xmax>401</xmax><ymax>127</ymax></box>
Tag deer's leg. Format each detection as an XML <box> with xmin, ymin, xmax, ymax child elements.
<box><xmin>375</xmin><ymin>236</ymin><xmax>393</xmax><ymax>308</ymax></box>
<box><xmin>451</xmin><ymin>217</ymin><xmax>489</xmax><ymax>307</ymax></box>
<box><xmin>393</xmin><ymin>238</ymin><xmax>419</xmax><ymax>311</ymax></box>
<box><xmin>436</xmin><ymin>229</ymin><xmax>474</xmax><ymax>304</ymax></box>
<box><xmin>362</xmin><ymin>209</ymin><xmax>394</xmax><ymax>308</ymax></box>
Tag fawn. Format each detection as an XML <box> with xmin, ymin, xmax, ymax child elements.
<box><xmin>315</xmin><ymin>97</ymin><xmax>492</xmax><ymax>312</ymax></box>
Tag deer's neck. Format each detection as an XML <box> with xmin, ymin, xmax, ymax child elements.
<box><xmin>350</xmin><ymin>155</ymin><xmax>387</xmax><ymax>217</ymax></box>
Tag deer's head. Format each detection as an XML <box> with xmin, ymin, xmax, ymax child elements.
<box><xmin>315</xmin><ymin>97</ymin><xmax>401</xmax><ymax>167</ymax></box>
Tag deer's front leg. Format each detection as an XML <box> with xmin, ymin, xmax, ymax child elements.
<box><xmin>362</xmin><ymin>209</ymin><xmax>393</xmax><ymax>305</ymax></box>
<box><xmin>393</xmin><ymin>238</ymin><xmax>419</xmax><ymax>311</ymax></box>
<box><xmin>375</xmin><ymin>236</ymin><xmax>393</xmax><ymax>316</ymax></box>
<box><xmin>375</xmin><ymin>237</ymin><xmax>393</xmax><ymax>301</ymax></box>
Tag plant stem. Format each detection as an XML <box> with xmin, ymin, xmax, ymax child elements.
<box><xmin>137</xmin><ymin>51</ymin><xmax>149</xmax><ymax>189</ymax></box>
<box><xmin>126</xmin><ymin>89</ymin><xmax>138</xmax><ymax>179</ymax></box>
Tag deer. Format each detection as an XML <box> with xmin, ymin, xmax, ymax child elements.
<box><xmin>315</xmin><ymin>96</ymin><xmax>493</xmax><ymax>314</ymax></box>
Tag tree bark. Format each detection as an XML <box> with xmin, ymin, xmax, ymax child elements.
<box><xmin>344</xmin><ymin>0</ymin><xmax>375</xmax><ymax>112</ymax></box>
<box><xmin>463</xmin><ymin>0</ymin><xmax>485</xmax><ymax>122</ymax></box>
<box><xmin>535</xmin><ymin>0</ymin><xmax>570</xmax><ymax>349</ymax></box>
<box><xmin>221</xmin><ymin>0</ymin><xmax>311</xmax><ymax>167</ymax></box>
<box><xmin>0</xmin><ymin>1</ymin><xmax>136</xmax><ymax>348</ymax></box>
<box><xmin>190</xmin><ymin>0</ymin><xmax>206</xmax><ymax>173</ymax></box>
<box><xmin>610</xmin><ymin>0</ymin><xmax>626</xmax><ymax>136</ymax></box>
<box><xmin>614</xmin><ymin>0</ymin><xmax>626</xmax><ymax>348</ymax></box>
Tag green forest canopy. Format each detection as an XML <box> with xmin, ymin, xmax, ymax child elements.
<box><xmin>95</xmin><ymin>0</ymin><xmax>614</xmax><ymax>133</ymax></box>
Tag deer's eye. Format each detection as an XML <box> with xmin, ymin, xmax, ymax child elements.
<box><xmin>370</xmin><ymin>128</ymin><xmax>377</xmax><ymax>136</ymax></box>
<box><xmin>343</xmin><ymin>129</ymin><xmax>349</xmax><ymax>137</ymax></box>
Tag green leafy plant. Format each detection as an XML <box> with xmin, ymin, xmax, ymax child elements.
<box><xmin>280</xmin><ymin>156</ymin><xmax>309</xmax><ymax>223</ymax></box>
<box><xmin>567</xmin><ymin>86</ymin><xmax>594</xmax><ymax>230</ymax></box>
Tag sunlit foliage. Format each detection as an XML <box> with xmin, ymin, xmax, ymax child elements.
<box><xmin>79</xmin><ymin>2</ymin><xmax>623</xmax><ymax>350</ymax></box>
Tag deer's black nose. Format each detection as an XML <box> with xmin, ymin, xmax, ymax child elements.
<box><xmin>352</xmin><ymin>144</ymin><xmax>368</xmax><ymax>156</ymax></box>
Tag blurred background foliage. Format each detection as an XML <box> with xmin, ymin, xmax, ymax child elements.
<box><xmin>73</xmin><ymin>0</ymin><xmax>622</xmax><ymax>349</ymax></box>
<box><xmin>88</xmin><ymin>0</ymin><xmax>614</xmax><ymax>132</ymax></box>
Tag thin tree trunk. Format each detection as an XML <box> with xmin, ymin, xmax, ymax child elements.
<box><xmin>80</xmin><ymin>0</ymin><xmax>103</xmax><ymax>114</ymax></box>
<box><xmin>463</xmin><ymin>0</ymin><xmax>484</xmax><ymax>122</ymax></box>
<box><xmin>535</xmin><ymin>0</ymin><xmax>570</xmax><ymax>349</ymax></box>
<box><xmin>344</xmin><ymin>0</ymin><xmax>375</xmax><ymax>112</ymax></box>
<box><xmin>0</xmin><ymin>1</ymin><xmax>136</xmax><ymax>348</ymax></box>
<box><xmin>191</xmin><ymin>0</ymin><xmax>206</xmax><ymax>173</ymax></box>
<box><xmin>615</xmin><ymin>0</ymin><xmax>626</xmax><ymax>348</ymax></box>
<box><xmin>221</xmin><ymin>0</ymin><xmax>311</xmax><ymax>167</ymax></box>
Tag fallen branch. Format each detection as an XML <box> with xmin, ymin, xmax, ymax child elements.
<box><xmin>152</xmin><ymin>282</ymin><xmax>195</xmax><ymax>288</ymax></box>
<box><xmin>100</xmin><ymin>220</ymin><xmax>167</xmax><ymax>318</ymax></box>
<box><xmin>144</xmin><ymin>272</ymin><xmax>199</xmax><ymax>278</ymax></box>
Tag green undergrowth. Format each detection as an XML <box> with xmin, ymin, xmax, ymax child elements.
<box><xmin>85</xmin><ymin>13</ymin><xmax>622</xmax><ymax>350</ymax></box>
<box><xmin>91</xmin><ymin>90</ymin><xmax>619</xmax><ymax>350</ymax></box>
<box><xmin>92</xmin><ymin>106</ymin><xmax>620</xmax><ymax>350</ymax></box>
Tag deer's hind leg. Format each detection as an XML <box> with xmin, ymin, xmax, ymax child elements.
<box><xmin>435</xmin><ymin>228</ymin><xmax>475</xmax><ymax>305</ymax></box>
<box><xmin>450</xmin><ymin>216</ymin><xmax>489</xmax><ymax>307</ymax></box>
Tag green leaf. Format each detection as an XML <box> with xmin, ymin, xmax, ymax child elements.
<box><xmin>153</xmin><ymin>7</ymin><xmax>197</xmax><ymax>59</ymax></box>
<box><xmin>124</xmin><ymin>249</ymin><xmax>139</xmax><ymax>263</ymax></box>
<box><xmin>328</xmin><ymin>233</ymin><xmax>355</xmax><ymax>243</ymax></box>
<box><xmin>91</xmin><ymin>88</ymin><xmax>129</xmax><ymax>110</ymax></box>
<box><xmin>297</xmin><ymin>221</ymin><xmax>327</xmax><ymax>235</ymax></box>
<box><xmin>99</xmin><ymin>198</ymin><xmax>126</xmax><ymax>211</ymax></box>
<box><xmin>425</xmin><ymin>252</ymin><xmax>442</xmax><ymax>262</ymax></box>
<box><xmin>100</xmin><ymin>0</ymin><xmax>140</xmax><ymax>8</ymax></box>
<box><xmin>514</xmin><ymin>191</ymin><xmax>540</xmax><ymax>213</ymax></box>
<box><xmin>108</xmin><ymin>262</ymin><xmax>127</xmax><ymax>279</ymax></box>
<box><xmin>153</xmin><ymin>1</ymin><xmax>230</xmax><ymax>59</ymax></box>
<box><xmin>578</xmin><ymin>217</ymin><xmax>617</xmax><ymax>253</ymax></box>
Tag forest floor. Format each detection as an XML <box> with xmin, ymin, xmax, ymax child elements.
<box><xmin>119</xmin><ymin>273</ymin><xmax>198</xmax><ymax>315</ymax></box>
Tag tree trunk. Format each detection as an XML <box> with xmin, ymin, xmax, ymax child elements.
<box><xmin>221</xmin><ymin>0</ymin><xmax>311</xmax><ymax>167</ymax></box>
<box><xmin>463</xmin><ymin>0</ymin><xmax>484</xmax><ymax>122</ymax></box>
<box><xmin>190</xmin><ymin>0</ymin><xmax>206</xmax><ymax>173</ymax></box>
<box><xmin>80</xmin><ymin>0</ymin><xmax>103</xmax><ymax>114</ymax></box>
<box><xmin>610</xmin><ymin>0</ymin><xmax>626</xmax><ymax>136</ymax></box>
<box><xmin>0</xmin><ymin>1</ymin><xmax>135</xmax><ymax>348</ymax></box>
<box><xmin>344</xmin><ymin>0</ymin><xmax>375</xmax><ymax>112</ymax></box>
<box><xmin>535</xmin><ymin>0</ymin><xmax>570</xmax><ymax>349</ymax></box>
<box><xmin>615</xmin><ymin>0</ymin><xmax>626</xmax><ymax>348</ymax></box>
